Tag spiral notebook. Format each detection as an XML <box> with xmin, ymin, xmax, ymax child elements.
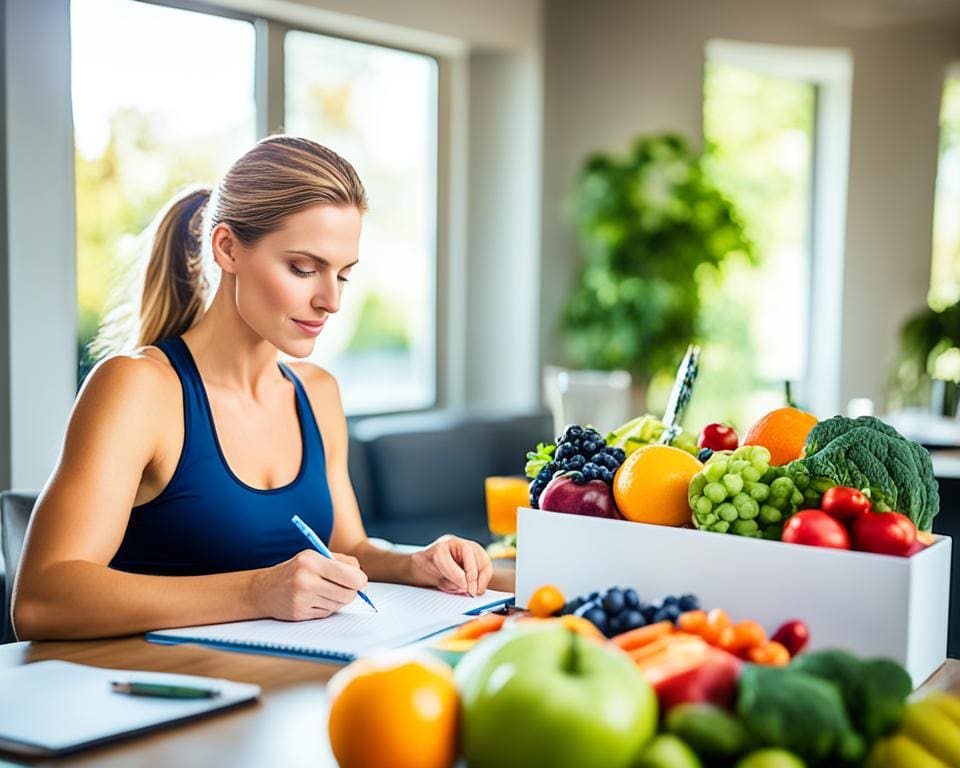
<box><xmin>146</xmin><ymin>582</ymin><xmax>514</xmax><ymax>662</ymax></box>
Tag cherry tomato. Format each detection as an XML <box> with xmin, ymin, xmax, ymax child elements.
<box><xmin>852</xmin><ymin>511</ymin><xmax>917</xmax><ymax>557</ymax></box>
<box><xmin>821</xmin><ymin>486</ymin><xmax>872</xmax><ymax>524</ymax></box>
<box><xmin>782</xmin><ymin>510</ymin><xmax>851</xmax><ymax>550</ymax></box>
<box><xmin>698</xmin><ymin>423</ymin><xmax>740</xmax><ymax>451</ymax></box>
<box><xmin>770</xmin><ymin>619</ymin><xmax>810</xmax><ymax>656</ymax></box>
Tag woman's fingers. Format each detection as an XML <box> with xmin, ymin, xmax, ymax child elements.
<box><xmin>475</xmin><ymin>543</ymin><xmax>493</xmax><ymax>593</ymax></box>
<box><xmin>458</xmin><ymin>541</ymin><xmax>480</xmax><ymax>597</ymax></box>
<box><xmin>433</xmin><ymin>545</ymin><xmax>468</xmax><ymax>593</ymax></box>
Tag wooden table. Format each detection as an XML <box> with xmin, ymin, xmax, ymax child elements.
<box><xmin>1</xmin><ymin>559</ymin><xmax>957</xmax><ymax>767</ymax></box>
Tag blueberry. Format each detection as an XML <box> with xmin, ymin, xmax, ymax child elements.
<box><xmin>573</xmin><ymin>599</ymin><xmax>598</xmax><ymax>618</ymax></box>
<box><xmin>600</xmin><ymin>469</ymin><xmax>614</xmax><ymax>485</ymax></box>
<box><xmin>662</xmin><ymin>595</ymin><xmax>679</xmax><ymax>606</ymax></box>
<box><xmin>565</xmin><ymin>470</ymin><xmax>585</xmax><ymax>484</ymax></box>
<box><xmin>560</xmin><ymin>425</ymin><xmax>585</xmax><ymax>444</ymax></box>
<box><xmin>602</xmin><ymin>588</ymin><xmax>625</xmax><ymax>616</ymax></box>
<box><xmin>582</xmin><ymin>463</ymin><xmax>601</xmax><ymax>481</ymax></box>
<box><xmin>607</xmin><ymin>614</ymin><xmax>625</xmax><ymax>637</ymax></box>
<box><xmin>583</xmin><ymin>607</ymin><xmax>608</xmax><ymax>634</ymax></box>
<box><xmin>664</xmin><ymin>604</ymin><xmax>681</xmax><ymax>622</ymax></box>
<box><xmin>566</xmin><ymin>455</ymin><xmax>586</xmax><ymax>471</ymax></box>
<box><xmin>678</xmin><ymin>594</ymin><xmax>700</xmax><ymax>612</ymax></box>
<box><xmin>622</xmin><ymin>610</ymin><xmax>646</xmax><ymax>631</ymax></box>
<box><xmin>641</xmin><ymin>604</ymin><xmax>659</xmax><ymax>622</ymax></box>
<box><xmin>698</xmin><ymin>447</ymin><xmax>714</xmax><ymax>463</ymax></box>
<box><xmin>608</xmin><ymin>447</ymin><xmax>626</xmax><ymax>463</ymax></box>
<box><xmin>587</xmin><ymin>591</ymin><xmax>601</xmax><ymax>602</ymax></box>
<box><xmin>590</xmin><ymin>453</ymin><xmax>607</xmax><ymax>465</ymax></box>
<box><xmin>563</xmin><ymin>596</ymin><xmax>586</xmax><ymax>615</ymax></box>
<box><xmin>652</xmin><ymin>608</ymin><xmax>672</xmax><ymax>624</ymax></box>
<box><xmin>536</xmin><ymin>463</ymin><xmax>557</xmax><ymax>481</ymax></box>
<box><xmin>580</xmin><ymin>439</ymin><xmax>598</xmax><ymax>454</ymax></box>
<box><xmin>623</xmin><ymin>588</ymin><xmax>641</xmax><ymax>609</ymax></box>
<box><xmin>555</xmin><ymin>443</ymin><xmax>577</xmax><ymax>461</ymax></box>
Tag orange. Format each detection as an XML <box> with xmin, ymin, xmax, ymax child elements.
<box><xmin>743</xmin><ymin>407</ymin><xmax>818</xmax><ymax>466</ymax></box>
<box><xmin>527</xmin><ymin>584</ymin><xmax>566</xmax><ymax>618</ymax></box>
<box><xmin>613</xmin><ymin>444</ymin><xmax>703</xmax><ymax>526</ymax></box>
<box><xmin>327</xmin><ymin>653</ymin><xmax>459</xmax><ymax>768</ymax></box>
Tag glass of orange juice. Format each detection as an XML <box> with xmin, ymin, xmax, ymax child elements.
<box><xmin>484</xmin><ymin>476</ymin><xmax>530</xmax><ymax>537</ymax></box>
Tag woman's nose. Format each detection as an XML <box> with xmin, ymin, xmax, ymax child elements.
<box><xmin>313</xmin><ymin>274</ymin><xmax>340</xmax><ymax>314</ymax></box>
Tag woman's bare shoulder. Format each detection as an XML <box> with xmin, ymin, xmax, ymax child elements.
<box><xmin>78</xmin><ymin>346</ymin><xmax>179</xmax><ymax>403</ymax></box>
<box><xmin>286</xmin><ymin>361</ymin><xmax>339</xmax><ymax>396</ymax></box>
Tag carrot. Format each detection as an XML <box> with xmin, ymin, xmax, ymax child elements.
<box><xmin>450</xmin><ymin>613</ymin><xmax>507</xmax><ymax>640</ymax></box>
<box><xmin>676</xmin><ymin>610</ymin><xmax>707</xmax><ymax>635</ymax></box>
<box><xmin>611</xmin><ymin>621</ymin><xmax>674</xmax><ymax>651</ymax></box>
<box><xmin>628</xmin><ymin>632</ymin><xmax>703</xmax><ymax>664</ymax></box>
<box><xmin>749</xmin><ymin>640</ymin><xmax>791</xmax><ymax>666</ymax></box>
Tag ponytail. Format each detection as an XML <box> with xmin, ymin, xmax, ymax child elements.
<box><xmin>89</xmin><ymin>185</ymin><xmax>212</xmax><ymax>360</ymax></box>
<box><xmin>138</xmin><ymin>187</ymin><xmax>211</xmax><ymax>348</ymax></box>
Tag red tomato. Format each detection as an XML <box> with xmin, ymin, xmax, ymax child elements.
<box><xmin>698</xmin><ymin>423</ymin><xmax>740</xmax><ymax>451</ymax></box>
<box><xmin>820</xmin><ymin>486</ymin><xmax>872</xmax><ymax>524</ymax></box>
<box><xmin>782</xmin><ymin>510</ymin><xmax>851</xmax><ymax>550</ymax></box>
<box><xmin>852</xmin><ymin>511</ymin><xmax>917</xmax><ymax>557</ymax></box>
<box><xmin>770</xmin><ymin>619</ymin><xmax>810</xmax><ymax>656</ymax></box>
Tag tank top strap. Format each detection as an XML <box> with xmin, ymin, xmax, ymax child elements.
<box><xmin>278</xmin><ymin>362</ymin><xmax>327</xmax><ymax>462</ymax></box>
<box><xmin>153</xmin><ymin>336</ymin><xmax>216</xmax><ymax>460</ymax></box>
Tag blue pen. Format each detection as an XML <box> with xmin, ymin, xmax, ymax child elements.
<box><xmin>291</xmin><ymin>515</ymin><xmax>378</xmax><ymax>612</ymax></box>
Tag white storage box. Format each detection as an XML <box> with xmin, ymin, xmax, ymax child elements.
<box><xmin>516</xmin><ymin>507</ymin><xmax>952</xmax><ymax>687</ymax></box>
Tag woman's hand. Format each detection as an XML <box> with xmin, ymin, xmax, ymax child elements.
<box><xmin>249</xmin><ymin>550</ymin><xmax>368</xmax><ymax>621</ymax></box>
<box><xmin>409</xmin><ymin>536</ymin><xmax>493</xmax><ymax>596</ymax></box>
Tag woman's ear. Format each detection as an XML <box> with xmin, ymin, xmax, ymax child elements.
<box><xmin>211</xmin><ymin>223</ymin><xmax>239</xmax><ymax>275</ymax></box>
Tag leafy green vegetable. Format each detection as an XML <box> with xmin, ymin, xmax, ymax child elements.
<box><xmin>790</xmin><ymin>650</ymin><xmax>912</xmax><ymax>744</ymax></box>
<box><xmin>736</xmin><ymin>664</ymin><xmax>865</xmax><ymax>764</ymax></box>
<box><xmin>786</xmin><ymin>415</ymin><xmax>939</xmax><ymax>531</ymax></box>
<box><xmin>524</xmin><ymin>442</ymin><xmax>556</xmax><ymax>479</ymax></box>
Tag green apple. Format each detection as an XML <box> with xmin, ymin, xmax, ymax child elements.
<box><xmin>735</xmin><ymin>749</ymin><xmax>806</xmax><ymax>768</ymax></box>
<box><xmin>455</xmin><ymin>624</ymin><xmax>658</xmax><ymax>768</ymax></box>
<box><xmin>637</xmin><ymin>734</ymin><xmax>703</xmax><ymax>768</ymax></box>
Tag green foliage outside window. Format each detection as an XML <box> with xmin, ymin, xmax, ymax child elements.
<box><xmin>562</xmin><ymin>133</ymin><xmax>755</xmax><ymax>385</ymax></box>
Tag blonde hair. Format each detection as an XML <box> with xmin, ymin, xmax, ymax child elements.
<box><xmin>90</xmin><ymin>135</ymin><xmax>367</xmax><ymax>359</ymax></box>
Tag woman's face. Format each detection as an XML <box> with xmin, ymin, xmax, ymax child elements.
<box><xmin>219</xmin><ymin>203</ymin><xmax>362</xmax><ymax>357</ymax></box>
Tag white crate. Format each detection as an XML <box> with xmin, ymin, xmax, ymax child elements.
<box><xmin>516</xmin><ymin>507</ymin><xmax>952</xmax><ymax>687</ymax></box>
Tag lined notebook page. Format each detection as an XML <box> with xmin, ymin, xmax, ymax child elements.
<box><xmin>341</xmin><ymin>582</ymin><xmax>514</xmax><ymax>615</ymax></box>
<box><xmin>150</xmin><ymin>611</ymin><xmax>470</xmax><ymax>659</ymax></box>
<box><xmin>147</xmin><ymin>582</ymin><xmax>514</xmax><ymax>659</ymax></box>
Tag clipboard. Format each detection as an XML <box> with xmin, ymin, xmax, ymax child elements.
<box><xmin>0</xmin><ymin>660</ymin><xmax>260</xmax><ymax>757</ymax></box>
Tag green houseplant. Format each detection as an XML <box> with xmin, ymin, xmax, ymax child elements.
<box><xmin>561</xmin><ymin>133</ymin><xmax>754</xmax><ymax>394</ymax></box>
<box><xmin>895</xmin><ymin>300</ymin><xmax>960</xmax><ymax>414</ymax></box>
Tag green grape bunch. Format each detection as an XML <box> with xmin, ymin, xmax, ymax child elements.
<box><xmin>687</xmin><ymin>445</ymin><xmax>824</xmax><ymax>539</ymax></box>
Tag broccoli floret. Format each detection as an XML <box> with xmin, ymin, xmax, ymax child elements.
<box><xmin>736</xmin><ymin>664</ymin><xmax>865</xmax><ymax>764</ymax></box>
<box><xmin>791</xmin><ymin>650</ymin><xmax>912</xmax><ymax>744</ymax></box>
<box><xmin>788</xmin><ymin>415</ymin><xmax>939</xmax><ymax>531</ymax></box>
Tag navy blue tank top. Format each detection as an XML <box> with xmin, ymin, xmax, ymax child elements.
<box><xmin>110</xmin><ymin>336</ymin><xmax>335</xmax><ymax>576</ymax></box>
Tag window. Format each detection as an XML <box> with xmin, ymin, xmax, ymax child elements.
<box><xmin>285</xmin><ymin>31</ymin><xmax>439</xmax><ymax>414</ymax></box>
<box><xmin>71</xmin><ymin>2</ymin><xmax>440</xmax><ymax>415</ymax></box>
<box><xmin>930</xmin><ymin>74</ymin><xmax>960</xmax><ymax>311</ymax></box>
<box><xmin>71</xmin><ymin>0</ymin><xmax>256</xmax><ymax>382</ymax></box>
<box><xmin>686</xmin><ymin>59</ymin><xmax>816</xmax><ymax>432</ymax></box>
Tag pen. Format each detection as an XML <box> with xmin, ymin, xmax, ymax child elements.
<box><xmin>291</xmin><ymin>515</ymin><xmax>378</xmax><ymax>612</ymax></box>
<box><xmin>111</xmin><ymin>681</ymin><xmax>221</xmax><ymax>699</ymax></box>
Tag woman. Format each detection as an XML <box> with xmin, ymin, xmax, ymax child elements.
<box><xmin>13</xmin><ymin>135</ymin><xmax>493</xmax><ymax>640</ymax></box>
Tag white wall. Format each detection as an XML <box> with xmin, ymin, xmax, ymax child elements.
<box><xmin>3</xmin><ymin>0</ymin><xmax>77</xmax><ymax>490</ymax></box>
<box><xmin>541</xmin><ymin>0</ymin><xmax>960</xmax><ymax>416</ymax></box>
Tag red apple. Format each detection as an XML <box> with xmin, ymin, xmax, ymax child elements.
<box><xmin>538</xmin><ymin>473</ymin><xmax>619</xmax><ymax>519</ymax></box>
<box><xmin>698</xmin><ymin>423</ymin><xmax>739</xmax><ymax>452</ymax></box>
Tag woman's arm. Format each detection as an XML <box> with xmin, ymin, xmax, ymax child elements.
<box><xmin>301</xmin><ymin>366</ymin><xmax>493</xmax><ymax>596</ymax></box>
<box><xmin>13</xmin><ymin>355</ymin><xmax>366</xmax><ymax>640</ymax></box>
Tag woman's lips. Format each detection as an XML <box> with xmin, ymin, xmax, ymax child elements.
<box><xmin>292</xmin><ymin>319</ymin><xmax>325</xmax><ymax>336</ymax></box>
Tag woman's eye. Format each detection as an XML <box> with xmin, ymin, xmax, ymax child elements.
<box><xmin>338</xmin><ymin>275</ymin><xmax>351</xmax><ymax>284</ymax></box>
<box><xmin>290</xmin><ymin>264</ymin><xmax>316</xmax><ymax>278</ymax></box>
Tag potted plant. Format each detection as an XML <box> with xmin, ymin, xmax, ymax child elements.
<box><xmin>895</xmin><ymin>300</ymin><xmax>960</xmax><ymax>415</ymax></box>
<box><xmin>560</xmin><ymin>133</ymin><xmax>754</xmax><ymax>412</ymax></box>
